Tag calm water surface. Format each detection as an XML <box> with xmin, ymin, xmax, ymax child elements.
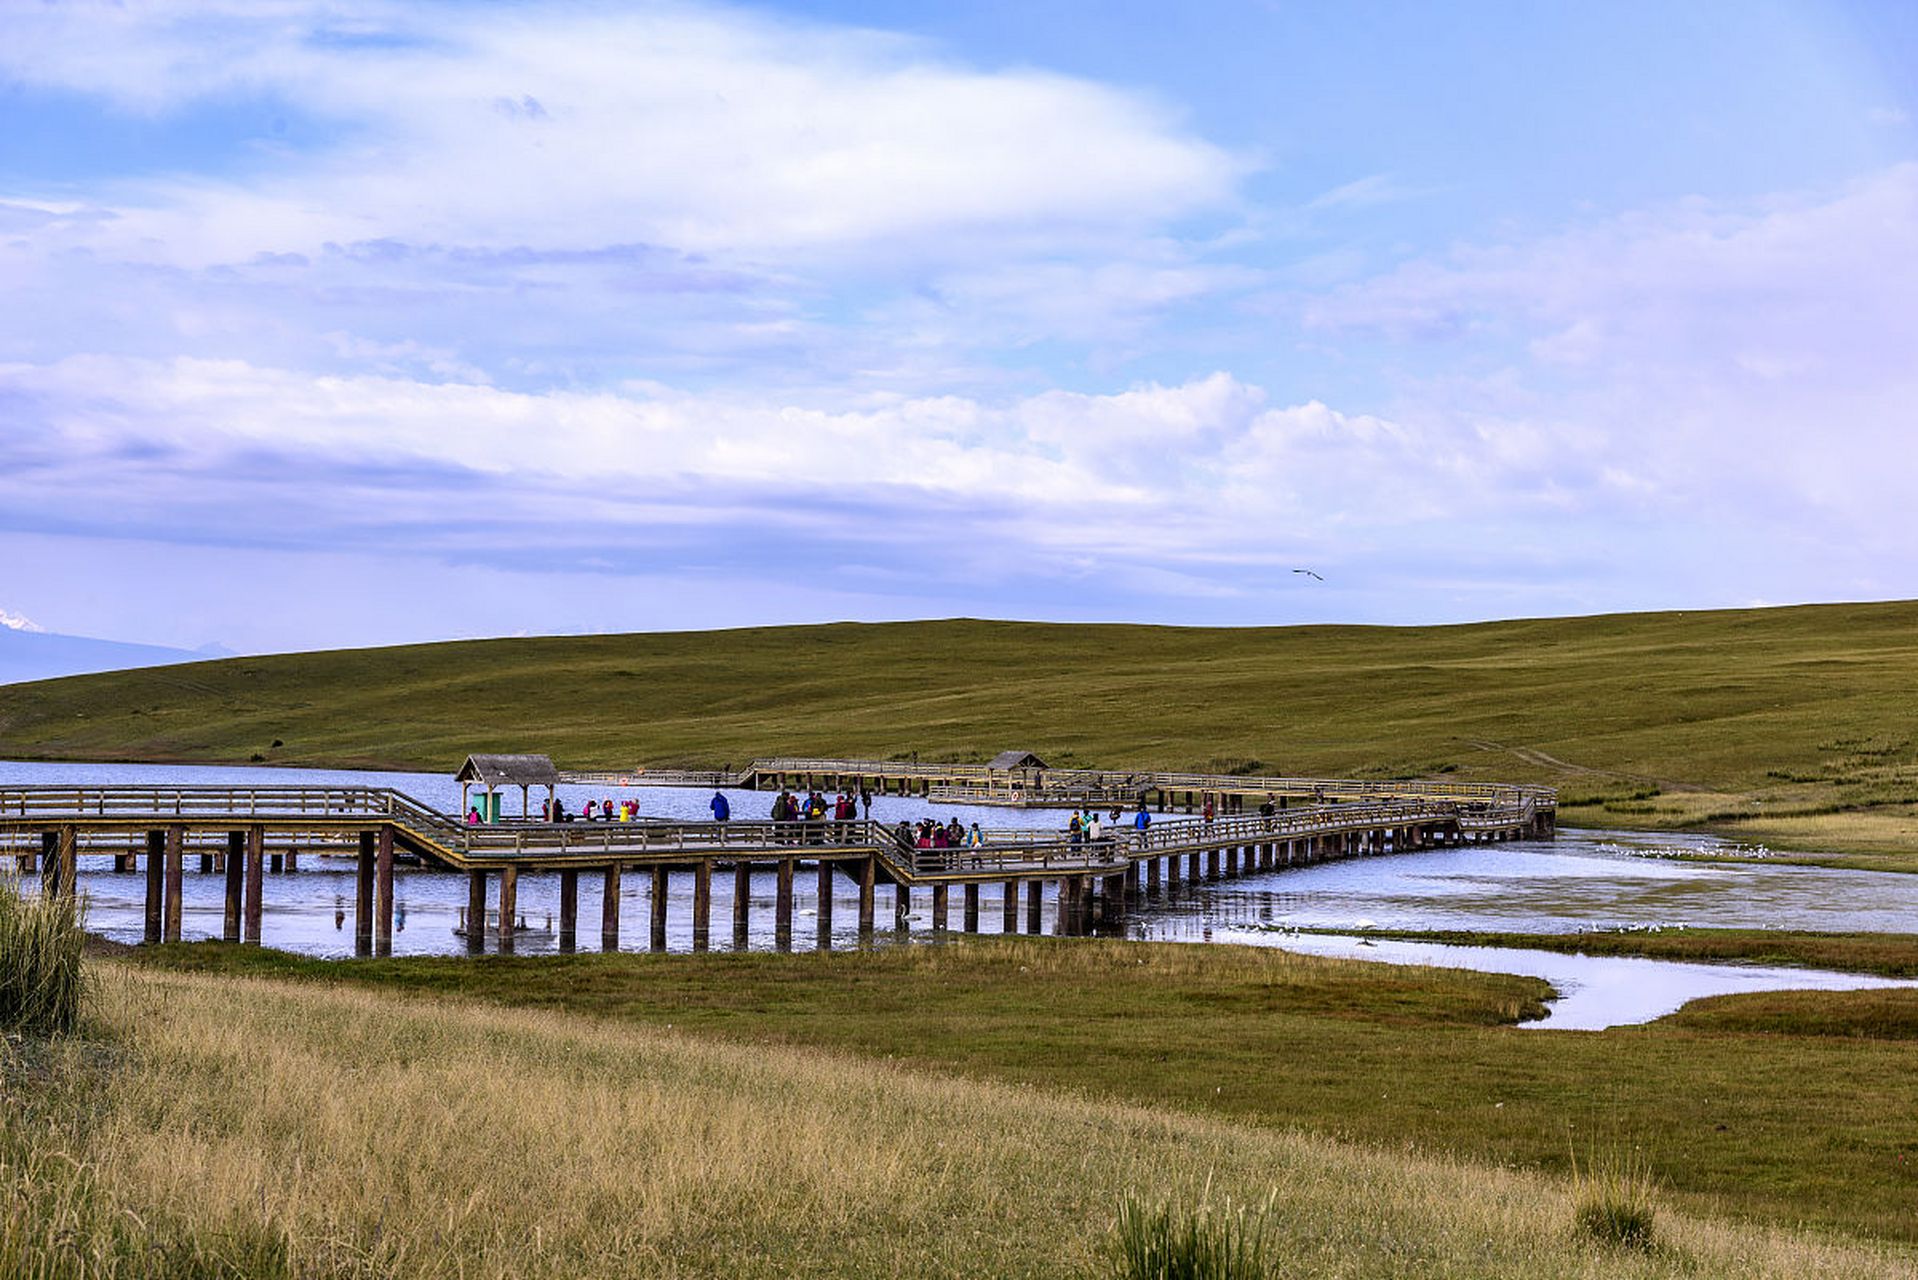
<box><xmin>9</xmin><ymin>760</ymin><xmax>1917</xmax><ymax>1028</ymax></box>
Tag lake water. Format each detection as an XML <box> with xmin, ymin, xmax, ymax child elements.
<box><xmin>8</xmin><ymin>760</ymin><xmax>1916</xmax><ymax>1028</ymax></box>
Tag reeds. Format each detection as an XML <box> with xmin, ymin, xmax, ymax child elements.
<box><xmin>1570</xmin><ymin>1143</ymin><xmax>1658</xmax><ymax>1251</ymax></box>
<box><xmin>0</xmin><ymin>880</ymin><xmax>87</xmax><ymax>1038</ymax></box>
<box><xmin>1109</xmin><ymin>1186</ymin><xmax>1275</xmax><ymax>1279</ymax></box>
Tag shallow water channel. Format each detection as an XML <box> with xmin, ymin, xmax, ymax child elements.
<box><xmin>9</xmin><ymin>759</ymin><xmax>1917</xmax><ymax>1029</ymax></box>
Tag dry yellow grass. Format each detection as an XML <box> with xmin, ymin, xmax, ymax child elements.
<box><xmin>4</xmin><ymin>963</ymin><xmax>1915</xmax><ymax>1278</ymax></box>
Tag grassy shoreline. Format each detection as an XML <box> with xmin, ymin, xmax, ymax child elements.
<box><xmin>1284</xmin><ymin>927</ymin><xmax>1918</xmax><ymax>977</ymax></box>
<box><xmin>104</xmin><ymin>934</ymin><xmax>1918</xmax><ymax>1245</ymax></box>
<box><xmin>11</xmin><ymin>957</ymin><xmax>1917</xmax><ymax>1278</ymax></box>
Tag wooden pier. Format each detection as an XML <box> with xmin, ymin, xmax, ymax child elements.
<box><xmin>0</xmin><ymin>759</ymin><xmax>1554</xmax><ymax>956</ymax></box>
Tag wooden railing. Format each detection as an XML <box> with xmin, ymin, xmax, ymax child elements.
<box><xmin>565</xmin><ymin>756</ymin><xmax>1557</xmax><ymax>808</ymax></box>
<box><xmin>0</xmin><ymin>785</ymin><xmax>1541</xmax><ymax>876</ymax></box>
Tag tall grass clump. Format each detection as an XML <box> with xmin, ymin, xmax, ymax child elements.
<box><xmin>1108</xmin><ymin>1186</ymin><xmax>1275</xmax><ymax>1280</ymax></box>
<box><xmin>0</xmin><ymin>880</ymin><xmax>88</xmax><ymax>1037</ymax></box>
<box><xmin>1570</xmin><ymin>1143</ymin><xmax>1658</xmax><ymax>1251</ymax></box>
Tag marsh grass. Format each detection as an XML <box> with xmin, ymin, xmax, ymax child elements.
<box><xmin>1110</xmin><ymin>1185</ymin><xmax>1276</xmax><ymax>1280</ymax></box>
<box><xmin>1570</xmin><ymin>1144</ymin><xmax>1658</xmax><ymax>1251</ymax></box>
<box><xmin>0</xmin><ymin>880</ymin><xmax>87</xmax><ymax>1037</ymax></box>
<box><xmin>4</xmin><ymin>964</ymin><xmax>1915</xmax><ymax>1279</ymax></box>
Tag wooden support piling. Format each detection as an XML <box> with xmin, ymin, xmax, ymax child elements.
<box><xmin>498</xmin><ymin>865</ymin><xmax>518</xmax><ymax>954</ymax></box>
<box><xmin>243</xmin><ymin>826</ymin><xmax>264</xmax><ymax>945</ymax></box>
<box><xmin>223</xmin><ymin>831</ymin><xmax>245</xmax><ymax>942</ymax></box>
<box><xmin>1167</xmin><ymin>852</ymin><xmax>1181</xmax><ymax>887</ymax></box>
<box><xmin>374</xmin><ymin>827</ymin><xmax>395</xmax><ymax>957</ymax></box>
<box><xmin>1002</xmin><ymin>880</ymin><xmax>1019</xmax><ymax>932</ymax></box>
<box><xmin>164</xmin><ymin>827</ymin><xmax>184</xmax><ymax>943</ymax></box>
<box><xmin>38</xmin><ymin>832</ymin><xmax>58</xmax><ymax>896</ymax></box>
<box><xmin>1146</xmin><ymin>856</ymin><xmax>1161</xmax><ymax>893</ymax></box>
<box><xmin>1206</xmin><ymin>849</ymin><xmax>1221</xmax><ymax>880</ymax></box>
<box><xmin>467</xmin><ymin>870</ymin><xmax>487</xmax><ymax>954</ymax></box>
<box><xmin>650</xmin><ymin>866</ymin><xmax>669</xmax><ymax>952</ymax></box>
<box><xmin>558</xmin><ymin>868</ymin><xmax>578</xmax><ymax>953</ymax></box>
<box><xmin>858</xmin><ymin>857</ymin><xmax>876</xmax><ymax>936</ymax></box>
<box><xmin>733</xmin><ymin>861</ymin><xmax>752</xmax><ymax>937</ymax></box>
<box><xmin>775</xmin><ymin>858</ymin><xmax>794</xmax><ymax>948</ymax></box>
<box><xmin>1187</xmin><ymin>850</ymin><xmax>1201</xmax><ymax>881</ymax></box>
<box><xmin>354</xmin><ymin>831</ymin><xmax>375</xmax><ymax>957</ymax></box>
<box><xmin>1026</xmin><ymin>880</ymin><xmax>1043</xmax><ymax>934</ymax></box>
<box><xmin>963</xmin><ymin>882</ymin><xmax>980</xmax><ymax>932</ymax></box>
<box><xmin>931</xmin><ymin>883</ymin><xmax>948</xmax><ymax>932</ymax></box>
<box><xmin>692</xmin><ymin>861</ymin><xmax>712</xmax><ymax>951</ymax></box>
<box><xmin>893</xmin><ymin>883</ymin><xmax>911</xmax><ymax>931</ymax></box>
<box><xmin>143</xmin><ymin>830</ymin><xmax>164</xmax><ymax>945</ymax></box>
<box><xmin>601</xmin><ymin>864</ymin><xmax>621</xmax><ymax>951</ymax></box>
<box><xmin>815</xmin><ymin>858</ymin><xmax>834</xmax><ymax>932</ymax></box>
<box><xmin>269</xmin><ymin>851</ymin><xmax>284</xmax><ymax>874</ymax></box>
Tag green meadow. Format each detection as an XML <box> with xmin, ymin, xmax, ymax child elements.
<box><xmin>6</xmin><ymin>600</ymin><xmax>1918</xmax><ymax>864</ymax></box>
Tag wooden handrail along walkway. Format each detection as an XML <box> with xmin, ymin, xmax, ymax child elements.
<box><xmin>3</xmin><ymin>765</ymin><xmax>1555</xmax><ymax>958</ymax></box>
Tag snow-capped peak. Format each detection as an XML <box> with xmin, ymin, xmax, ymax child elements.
<box><xmin>0</xmin><ymin>608</ymin><xmax>45</xmax><ymax>633</ymax></box>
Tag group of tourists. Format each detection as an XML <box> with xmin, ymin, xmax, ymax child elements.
<box><xmin>896</xmin><ymin>817</ymin><xmax>985</xmax><ymax>850</ymax></box>
<box><xmin>749</xmin><ymin>788</ymin><xmax>873</xmax><ymax>844</ymax></box>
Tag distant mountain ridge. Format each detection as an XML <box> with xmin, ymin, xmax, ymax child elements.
<box><xmin>0</xmin><ymin>622</ymin><xmax>206</xmax><ymax>686</ymax></box>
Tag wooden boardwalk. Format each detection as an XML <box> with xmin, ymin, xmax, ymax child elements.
<box><xmin>2</xmin><ymin>766</ymin><xmax>1554</xmax><ymax>958</ymax></box>
<box><xmin>563</xmin><ymin>755</ymin><xmax>1552</xmax><ymax>812</ymax></box>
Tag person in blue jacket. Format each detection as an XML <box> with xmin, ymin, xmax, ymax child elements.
<box><xmin>1133</xmin><ymin>805</ymin><xmax>1151</xmax><ymax>832</ymax></box>
<box><xmin>710</xmin><ymin>791</ymin><xmax>730</xmax><ymax>822</ymax></box>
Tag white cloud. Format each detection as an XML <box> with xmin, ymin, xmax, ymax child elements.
<box><xmin>3</xmin><ymin>1</ymin><xmax>1244</xmax><ymax>264</ymax></box>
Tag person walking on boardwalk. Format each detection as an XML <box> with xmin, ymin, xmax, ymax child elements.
<box><xmin>1133</xmin><ymin>805</ymin><xmax>1152</xmax><ymax>834</ymax></box>
<box><xmin>1068</xmin><ymin>811</ymin><xmax>1084</xmax><ymax>847</ymax></box>
<box><xmin>710</xmin><ymin>791</ymin><xmax>730</xmax><ymax>824</ymax></box>
<box><xmin>1202</xmin><ymin>797</ymin><xmax>1216</xmax><ymax>825</ymax></box>
<box><xmin>1087</xmin><ymin>812</ymin><xmax>1104</xmax><ymax>845</ymax></box>
<box><xmin>860</xmin><ymin>787</ymin><xmax>874</xmax><ymax>819</ymax></box>
<box><xmin>965</xmin><ymin>822</ymin><xmax>985</xmax><ymax>849</ymax></box>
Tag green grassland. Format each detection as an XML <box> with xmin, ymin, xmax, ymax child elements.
<box><xmin>123</xmin><ymin>936</ymin><xmax>1918</xmax><ymax>1245</ymax></box>
<box><xmin>6</xmin><ymin>600</ymin><xmax>1918</xmax><ymax>863</ymax></box>
<box><xmin>15</xmin><ymin>943</ymin><xmax>1917</xmax><ymax>1279</ymax></box>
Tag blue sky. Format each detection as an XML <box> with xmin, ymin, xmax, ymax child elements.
<box><xmin>1</xmin><ymin>0</ymin><xmax>1915</xmax><ymax>652</ymax></box>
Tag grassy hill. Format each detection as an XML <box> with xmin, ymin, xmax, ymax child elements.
<box><xmin>5</xmin><ymin>601</ymin><xmax>1918</xmax><ymax>862</ymax></box>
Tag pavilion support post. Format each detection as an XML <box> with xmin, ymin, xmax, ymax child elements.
<box><xmin>601</xmin><ymin>864</ymin><xmax>621</xmax><ymax>952</ymax></box>
<box><xmin>858</xmin><ymin>858</ymin><xmax>876</xmax><ymax>937</ymax></box>
<box><xmin>1026</xmin><ymin>880</ymin><xmax>1043</xmax><ymax>934</ymax></box>
<box><xmin>558</xmin><ymin>868</ymin><xmax>578</xmax><ymax>953</ymax></box>
<box><xmin>163</xmin><ymin>827</ymin><xmax>184</xmax><ymax>943</ymax></box>
<box><xmin>1002</xmin><ymin>881</ymin><xmax>1019</xmax><ymax>932</ymax></box>
<box><xmin>466</xmin><ymin>870</ymin><xmax>487</xmax><ymax>954</ymax></box>
<box><xmin>931</xmin><ymin>883</ymin><xmax>948</xmax><ymax>932</ymax></box>
<box><xmin>498</xmin><ymin>865</ymin><xmax>518</xmax><ymax>954</ymax></box>
<box><xmin>244</xmin><ymin>826</ymin><xmax>264</xmax><ymax>945</ymax></box>
<box><xmin>692</xmin><ymin>861</ymin><xmax>712</xmax><ymax>951</ymax></box>
<box><xmin>650</xmin><ymin>867</ymin><xmax>669</xmax><ymax>952</ymax></box>
<box><xmin>354</xmin><ymin>831</ymin><xmax>375</xmax><ymax>958</ymax></box>
<box><xmin>223</xmin><ymin>831</ymin><xmax>245</xmax><ymax>942</ymax></box>
<box><xmin>775</xmin><ymin>858</ymin><xmax>794</xmax><ymax>948</ymax></box>
<box><xmin>143</xmin><ymin>830</ymin><xmax>165</xmax><ymax>945</ymax></box>
<box><xmin>374</xmin><ymin>827</ymin><xmax>395</xmax><ymax>957</ymax></box>
<box><xmin>963</xmin><ymin>882</ymin><xmax>980</xmax><ymax>932</ymax></box>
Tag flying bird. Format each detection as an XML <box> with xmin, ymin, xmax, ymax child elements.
<box><xmin>1292</xmin><ymin>568</ymin><xmax>1324</xmax><ymax>581</ymax></box>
